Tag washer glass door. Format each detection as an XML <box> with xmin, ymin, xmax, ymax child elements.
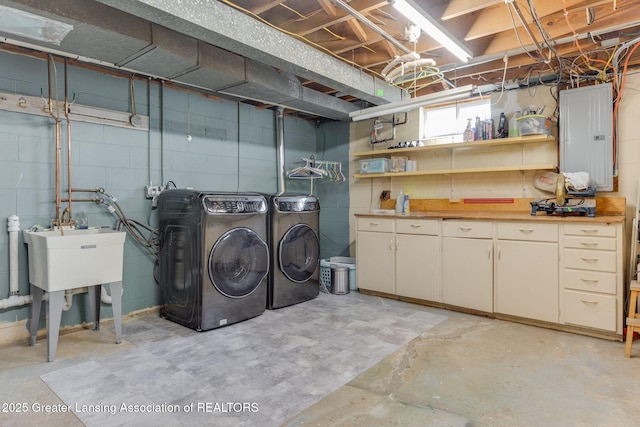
<box><xmin>279</xmin><ymin>223</ymin><xmax>320</xmax><ymax>283</ymax></box>
<box><xmin>209</xmin><ymin>227</ymin><xmax>269</xmax><ymax>298</ymax></box>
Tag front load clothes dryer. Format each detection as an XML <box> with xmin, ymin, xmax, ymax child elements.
<box><xmin>158</xmin><ymin>190</ymin><xmax>269</xmax><ymax>331</ymax></box>
<box><xmin>267</xmin><ymin>194</ymin><xmax>320</xmax><ymax>309</ymax></box>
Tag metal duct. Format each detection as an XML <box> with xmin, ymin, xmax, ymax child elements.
<box><xmin>0</xmin><ymin>0</ymin><xmax>358</xmax><ymax>120</ymax></box>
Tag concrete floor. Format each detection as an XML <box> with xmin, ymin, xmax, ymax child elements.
<box><xmin>1</xmin><ymin>292</ymin><xmax>640</xmax><ymax>426</ymax></box>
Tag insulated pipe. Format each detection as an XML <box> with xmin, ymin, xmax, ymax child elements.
<box><xmin>275</xmin><ymin>107</ymin><xmax>286</xmax><ymax>195</ymax></box>
<box><xmin>381</xmin><ymin>52</ymin><xmax>421</xmax><ymax>77</ymax></box>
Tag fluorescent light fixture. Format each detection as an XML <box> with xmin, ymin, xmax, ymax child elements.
<box><xmin>349</xmin><ymin>84</ymin><xmax>473</xmax><ymax>121</ymax></box>
<box><xmin>0</xmin><ymin>5</ymin><xmax>72</xmax><ymax>45</ymax></box>
<box><xmin>390</xmin><ymin>0</ymin><xmax>472</xmax><ymax>63</ymax></box>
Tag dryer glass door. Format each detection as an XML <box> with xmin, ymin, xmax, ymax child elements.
<box><xmin>279</xmin><ymin>223</ymin><xmax>320</xmax><ymax>283</ymax></box>
<box><xmin>209</xmin><ymin>227</ymin><xmax>269</xmax><ymax>298</ymax></box>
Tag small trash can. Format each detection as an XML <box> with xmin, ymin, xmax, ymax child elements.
<box><xmin>330</xmin><ymin>264</ymin><xmax>350</xmax><ymax>295</ymax></box>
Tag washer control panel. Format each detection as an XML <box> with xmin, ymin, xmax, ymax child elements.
<box><xmin>203</xmin><ymin>195</ymin><xmax>267</xmax><ymax>214</ymax></box>
<box><xmin>274</xmin><ymin>196</ymin><xmax>319</xmax><ymax>213</ymax></box>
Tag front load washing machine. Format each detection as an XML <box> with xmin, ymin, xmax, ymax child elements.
<box><xmin>267</xmin><ymin>194</ymin><xmax>320</xmax><ymax>309</ymax></box>
<box><xmin>158</xmin><ymin>190</ymin><xmax>269</xmax><ymax>331</ymax></box>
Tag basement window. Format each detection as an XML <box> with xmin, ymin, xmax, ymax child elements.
<box><xmin>421</xmin><ymin>99</ymin><xmax>491</xmax><ymax>143</ymax></box>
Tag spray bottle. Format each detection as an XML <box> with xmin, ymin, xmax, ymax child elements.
<box><xmin>396</xmin><ymin>190</ymin><xmax>404</xmax><ymax>214</ymax></box>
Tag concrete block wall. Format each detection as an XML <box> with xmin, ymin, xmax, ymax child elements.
<box><xmin>0</xmin><ymin>50</ymin><xmax>351</xmax><ymax>339</ymax></box>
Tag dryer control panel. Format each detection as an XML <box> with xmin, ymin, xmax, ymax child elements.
<box><xmin>203</xmin><ymin>195</ymin><xmax>267</xmax><ymax>214</ymax></box>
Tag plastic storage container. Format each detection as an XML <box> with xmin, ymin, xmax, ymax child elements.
<box><xmin>320</xmin><ymin>257</ymin><xmax>357</xmax><ymax>291</ymax></box>
<box><xmin>359</xmin><ymin>158</ymin><xmax>390</xmax><ymax>174</ymax></box>
<box><xmin>517</xmin><ymin>114</ymin><xmax>552</xmax><ymax>136</ymax></box>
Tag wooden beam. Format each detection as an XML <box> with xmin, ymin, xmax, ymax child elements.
<box><xmin>464</xmin><ymin>0</ymin><xmax>608</xmax><ymax>41</ymax></box>
<box><xmin>347</xmin><ymin>18</ymin><xmax>368</xmax><ymax>42</ymax></box>
<box><xmin>483</xmin><ymin>1</ymin><xmax>640</xmax><ymax>56</ymax></box>
<box><xmin>283</xmin><ymin>0</ymin><xmax>389</xmax><ymax>36</ymax></box>
<box><xmin>317</xmin><ymin>0</ymin><xmax>337</xmax><ymax>17</ymax></box>
<box><xmin>250</xmin><ymin>0</ymin><xmax>285</xmax><ymax>15</ymax></box>
<box><xmin>442</xmin><ymin>0</ymin><xmax>503</xmax><ymax>20</ymax></box>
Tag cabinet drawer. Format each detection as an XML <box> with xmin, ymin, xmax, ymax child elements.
<box><xmin>358</xmin><ymin>218</ymin><xmax>394</xmax><ymax>233</ymax></box>
<box><xmin>563</xmin><ymin>235</ymin><xmax>616</xmax><ymax>251</ymax></box>
<box><xmin>497</xmin><ymin>222</ymin><xmax>557</xmax><ymax>242</ymax></box>
<box><xmin>563</xmin><ymin>223</ymin><xmax>616</xmax><ymax>238</ymax></box>
<box><xmin>563</xmin><ymin>249</ymin><xmax>616</xmax><ymax>272</ymax></box>
<box><xmin>562</xmin><ymin>269</ymin><xmax>617</xmax><ymax>294</ymax></box>
<box><xmin>563</xmin><ymin>290</ymin><xmax>616</xmax><ymax>331</ymax></box>
<box><xmin>396</xmin><ymin>219</ymin><xmax>439</xmax><ymax>235</ymax></box>
<box><xmin>442</xmin><ymin>220</ymin><xmax>492</xmax><ymax>238</ymax></box>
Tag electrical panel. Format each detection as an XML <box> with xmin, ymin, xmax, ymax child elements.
<box><xmin>559</xmin><ymin>83</ymin><xmax>613</xmax><ymax>191</ymax></box>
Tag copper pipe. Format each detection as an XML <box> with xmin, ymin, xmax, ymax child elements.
<box><xmin>64</xmin><ymin>58</ymin><xmax>73</xmax><ymax>225</ymax></box>
<box><xmin>70</xmin><ymin>187</ymin><xmax>103</xmax><ymax>193</ymax></box>
<box><xmin>60</xmin><ymin>198</ymin><xmax>101</xmax><ymax>203</ymax></box>
<box><xmin>47</xmin><ymin>55</ymin><xmax>62</xmax><ymax>229</ymax></box>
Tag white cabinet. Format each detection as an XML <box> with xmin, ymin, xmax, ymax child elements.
<box><xmin>357</xmin><ymin>217</ymin><xmax>440</xmax><ymax>299</ymax></box>
<box><xmin>395</xmin><ymin>219</ymin><xmax>440</xmax><ymax>302</ymax></box>
<box><xmin>356</xmin><ymin>218</ymin><xmax>395</xmax><ymax>294</ymax></box>
<box><xmin>495</xmin><ymin>222</ymin><xmax>559</xmax><ymax>323</ymax></box>
<box><xmin>560</xmin><ymin>223</ymin><xmax>623</xmax><ymax>333</ymax></box>
<box><xmin>442</xmin><ymin>221</ymin><xmax>493</xmax><ymax>312</ymax></box>
<box><xmin>355</xmin><ymin>214</ymin><xmax>624</xmax><ymax>338</ymax></box>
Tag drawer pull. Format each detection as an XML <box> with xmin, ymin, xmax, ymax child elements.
<box><xmin>580</xmin><ymin>228</ymin><xmax>600</xmax><ymax>234</ymax></box>
<box><xmin>580</xmin><ymin>278</ymin><xmax>599</xmax><ymax>283</ymax></box>
<box><xmin>580</xmin><ymin>299</ymin><xmax>599</xmax><ymax>304</ymax></box>
<box><xmin>459</xmin><ymin>227</ymin><xmax>472</xmax><ymax>231</ymax></box>
<box><xmin>410</xmin><ymin>224</ymin><xmax>422</xmax><ymax>228</ymax></box>
<box><xmin>581</xmin><ymin>257</ymin><xmax>599</xmax><ymax>262</ymax></box>
<box><xmin>369</xmin><ymin>222</ymin><xmax>379</xmax><ymax>226</ymax></box>
<box><xmin>389</xmin><ymin>239</ymin><xmax>394</xmax><ymax>250</ymax></box>
<box><xmin>580</xmin><ymin>242</ymin><xmax>599</xmax><ymax>247</ymax></box>
<box><xmin>518</xmin><ymin>228</ymin><xmax>534</xmax><ymax>233</ymax></box>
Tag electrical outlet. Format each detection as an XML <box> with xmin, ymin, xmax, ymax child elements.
<box><xmin>145</xmin><ymin>185</ymin><xmax>160</xmax><ymax>199</ymax></box>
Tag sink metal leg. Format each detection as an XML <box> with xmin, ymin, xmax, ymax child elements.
<box><xmin>47</xmin><ymin>290</ymin><xmax>65</xmax><ymax>362</ymax></box>
<box><xmin>87</xmin><ymin>285</ymin><xmax>101</xmax><ymax>330</ymax></box>
<box><xmin>29</xmin><ymin>285</ymin><xmax>44</xmax><ymax>346</ymax></box>
<box><xmin>110</xmin><ymin>282</ymin><xmax>123</xmax><ymax>344</ymax></box>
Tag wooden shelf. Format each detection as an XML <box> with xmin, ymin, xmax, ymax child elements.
<box><xmin>353</xmin><ymin>164</ymin><xmax>557</xmax><ymax>179</ymax></box>
<box><xmin>351</xmin><ymin>135</ymin><xmax>555</xmax><ymax>158</ymax></box>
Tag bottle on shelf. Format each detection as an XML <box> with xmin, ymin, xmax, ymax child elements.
<box><xmin>463</xmin><ymin>119</ymin><xmax>474</xmax><ymax>142</ymax></box>
<box><xmin>396</xmin><ymin>190</ymin><xmax>404</xmax><ymax>214</ymax></box>
<box><xmin>509</xmin><ymin>111</ymin><xmax>521</xmax><ymax>137</ymax></box>
<box><xmin>403</xmin><ymin>190</ymin><xmax>410</xmax><ymax>215</ymax></box>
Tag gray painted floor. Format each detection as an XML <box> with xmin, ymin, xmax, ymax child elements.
<box><xmin>1</xmin><ymin>292</ymin><xmax>639</xmax><ymax>426</ymax></box>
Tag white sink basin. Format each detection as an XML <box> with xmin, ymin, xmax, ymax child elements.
<box><xmin>23</xmin><ymin>228</ymin><xmax>126</xmax><ymax>292</ymax></box>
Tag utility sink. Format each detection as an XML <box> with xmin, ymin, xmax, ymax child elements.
<box><xmin>23</xmin><ymin>228</ymin><xmax>126</xmax><ymax>292</ymax></box>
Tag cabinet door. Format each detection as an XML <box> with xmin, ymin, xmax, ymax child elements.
<box><xmin>495</xmin><ymin>240</ymin><xmax>558</xmax><ymax>323</ymax></box>
<box><xmin>356</xmin><ymin>231</ymin><xmax>395</xmax><ymax>294</ymax></box>
<box><xmin>442</xmin><ymin>237</ymin><xmax>493</xmax><ymax>312</ymax></box>
<box><xmin>396</xmin><ymin>234</ymin><xmax>440</xmax><ymax>302</ymax></box>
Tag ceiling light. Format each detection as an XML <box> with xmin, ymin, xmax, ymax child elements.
<box><xmin>0</xmin><ymin>5</ymin><xmax>72</xmax><ymax>45</ymax></box>
<box><xmin>390</xmin><ymin>0</ymin><xmax>472</xmax><ymax>63</ymax></box>
<box><xmin>349</xmin><ymin>85</ymin><xmax>474</xmax><ymax>121</ymax></box>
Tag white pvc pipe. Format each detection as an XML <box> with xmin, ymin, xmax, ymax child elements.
<box><xmin>100</xmin><ymin>285</ymin><xmax>123</xmax><ymax>305</ymax></box>
<box><xmin>0</xmin><ymin>215</ymin><xmax>34</xmax><ymax>310</ymax></box>
<box><xmin>7</xmin><ymin>215</ymin><xmax>19</xmax><ymax>295</ymax></box>
<box><xmin>0</xmin><ymin>294</ymin><xmax>32</xmax><ymax>309</ymax></box>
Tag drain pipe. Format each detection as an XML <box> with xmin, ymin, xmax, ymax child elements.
<box><xmin>276</xmin><ymin>107</ymin><xmax>286</xmax><ymax>195</ymax></box>
<box><xmin>0</xmin><ymin>216</ymin><xmax>32</xmax><ymax>310</ymax></box>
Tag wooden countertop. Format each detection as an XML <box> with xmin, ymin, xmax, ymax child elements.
<box><xmin>355</xmin><ymin>197</ymin><xmax>626</xmax><ymax>224</ymax></box>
